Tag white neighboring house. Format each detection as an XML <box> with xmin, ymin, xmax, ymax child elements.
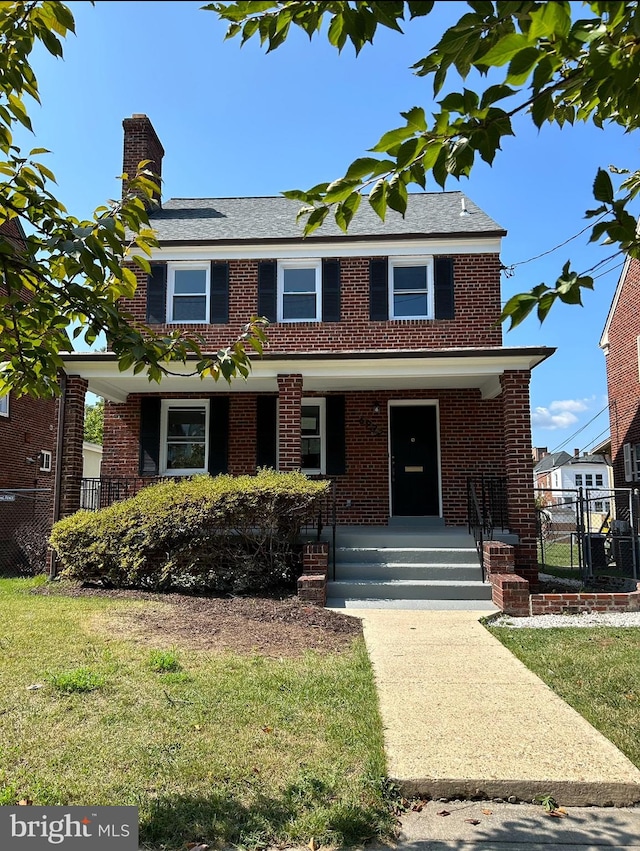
<box><xmin>81</xmin><ymin>442</ymin><xmax>102</xmax><ymax>509</ymax></box>
<box><xmin>533</xmin><ymin>449</ymin><xmax>614</xmax><ymax>530</ymax></box>
<box><xmin>82</xmin><ymin>442</ymin><xmax>102</xmax><ymax>479</ymax></box>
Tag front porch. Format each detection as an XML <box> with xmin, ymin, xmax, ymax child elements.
<box><xmin>57</xmin><ymin>346</ymin><xmax>550</xmax><ymax>592</ymax></box>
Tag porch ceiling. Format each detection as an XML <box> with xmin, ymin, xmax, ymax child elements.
<box><xmin>62</xmin><ymin>346</ymin><xmax>554</xmax><ymax>403</ymax></box>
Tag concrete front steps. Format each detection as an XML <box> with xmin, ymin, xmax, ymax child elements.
<box><xmin>325</xmin><ymin>524</ymin><xmax>496</xmax><ymax>611</ymax></box>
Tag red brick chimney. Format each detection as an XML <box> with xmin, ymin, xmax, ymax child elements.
<box><xmin>122</xmin><ymin>114</ymin><xmax>164</xmax><ymax>208</ymax></box>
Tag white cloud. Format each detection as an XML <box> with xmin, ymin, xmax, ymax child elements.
<box><xmin>531</xmin><ymin>407</ymin><xmax>579</xmax><ymax>430</ymax></box>
<box><xmin>548</xmin><ymin>398</ymin><xmax>592</xmax><ymax>414</ymax></box>
<box><xmin>531</xmin><ymin>397</ymin><xmax>595</xmax><ymax>430</ymax></box>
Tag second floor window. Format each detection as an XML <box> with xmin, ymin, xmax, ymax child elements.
<box><xmin>278</xmin><ymin>260</ymin><xmax>321</xmax><ymax>322</ymax></box>
<box><xmin>389</xmin><ymin>257</ymin><xmax>432</xmax><ymax>319</ymax></box>
<box><xmin>0</xmin><ymin>393</ymin><xmax>8</xmax><ymax>417</ymax></box>
<box><xmin>167</xmin><ymin>263</ymin><xmax>210</xmax><ymax>323</ymax></box>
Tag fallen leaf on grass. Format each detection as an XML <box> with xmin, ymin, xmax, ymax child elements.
<box><xmin>308</xmin><ymin>838</ymin><xmax>319</xmax><ymax>851</ymax></box>
<box><xmin>437</xmin><ymin>810</ymin><xmax>450</xmax><ymax>817</ymax></box>
<box><xmin>464</xmin><ymin>819</ymin><xmax>481</xmax><ymax>825</ymax></box>
<box><xmin>26</xmin><ymin>684</ymin><xmax>43</xmax><ymax>690</ymax></box>
<box><xmin>261</xmin><ymin>726</ymin><xmax>273</xmax><ymax>733</ymax></box>
<box><xmin>18</xmin><ymin>800</ymin><xmax>33</xmax><ymax>806</ymax></box>
<box><xmin>411</xmin><ymin>802</ymin><xmax>424</xmax><ymax>812</ymax></box>
<box><xmin>186</xmin><ymin>844</ymin><xmax>209</xmax><ymax>850</ymax></box>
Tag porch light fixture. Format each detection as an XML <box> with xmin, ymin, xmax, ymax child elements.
<box><xmin>373</xmin><ymin>402</ymin><xmax>381</xmax><ymax>414</ymax></box>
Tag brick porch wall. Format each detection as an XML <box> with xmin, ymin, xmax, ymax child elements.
<box><xmin>59</xmin><ymin>375</ymin><xmax>88</xmax><ymax>517</ymax></box>
<box><xmin>501</xmin><ymin>370</ymin><xmax>538</xmax><ymax>588</ymax></box>
<box><xmin>277</xmin><ymin>374</ymin><xmax>303</xmax><ymax>471</ymax></box>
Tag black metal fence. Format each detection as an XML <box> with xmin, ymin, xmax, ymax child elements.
<box><xmin>0</xmin><ymin>489</ymin><xmax>53</xmax><ymax>576</ymax></box>
<box><xmin>535</xmin><ymin>487</ymin><xmax>639</xmax><ymax>582</ymax></box>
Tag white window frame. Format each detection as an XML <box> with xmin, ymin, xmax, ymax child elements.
<box><xmin>159</xmin><ymin>399</ymin><xmax>209</xmax><ymax>476</ymax></box>
<box><xmin>277</xmin><ymin>259</ymin><xmax>322</xmax><ymax>323</ymax></box>
<box><xmin>0</xmin><ymin>393</ymin><xmax>8</xmax><ymax>417</ymax></box>
<box><xmin>585</xmin><ymin>473</ymin><xmax>594</xmax><ymax>487</ymax></box>
<box><xmin>389</xmin><ymin>255</ymin><xmax>433</xmax><ymax>320</ymax></box>
<box><xmin>166</xmin><ymin>262</ymin><xmax>210</xmax><ymax>324</ymax></box>
<box><xmin>575</xmin><ymin>474</ymin><xmax>583</xmax><ymax>487</ymax></box>
<box><xmin>301</xmin><ymin>397</ymin><xmax>326</xmax><ymax>475</ymax></box>
<box><xmin>39</xmin><ymin>450</ymin><xmax>52</xmax><ymax>472</ymax></box>
<box><xmin>595</xmin><ymin>473</ymin><xmax>603</xmax><ymax>487</ymax></box>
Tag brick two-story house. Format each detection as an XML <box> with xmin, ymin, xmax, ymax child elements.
<box><xmin>0</xmin><ymin>219</ymin><xmax>57</xmax><ymax>573</ymax></box>
<box><xmin>57</xmin><ymin>115</ymin><xmax>553</xmax><ymax>593</ymax></box>
<box><xmin>601</xmin><ymin>256</ymin><xmax>640</xmax><ymax>491</ymax></box>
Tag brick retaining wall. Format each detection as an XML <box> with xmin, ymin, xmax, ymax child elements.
<box><xmin>483</xmin><ymin>541</ymin><xmax>640</xmax><ymax>616</ymax></box>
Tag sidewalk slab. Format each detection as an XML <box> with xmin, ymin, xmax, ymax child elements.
<box><xmin>349</xmin><ymin>609</ymin><xmax>640</xmax><ymax>806</ymax></box>
<box><xmin>394</xmin><ymin>800</ymin><xmax>640</xmax><ymax>849</ymax></box>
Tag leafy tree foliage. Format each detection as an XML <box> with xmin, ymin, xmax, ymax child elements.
<box><xmin>84</xmin><ymin>398</ymin><xmax>104</xmax><ymax>445</ymax></box>
<box><xmin>208</xmin><ymin>0</ymin><xmax>640</xmax><ymax>327</ymax></box>
<box><xmin>0</xmin><ymin>1</ymin><xmax>267</xmax><ymax>399</ymax></box>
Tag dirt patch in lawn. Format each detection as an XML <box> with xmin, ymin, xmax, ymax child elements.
<box><xmin>32</xmin><ymin>582</ymin><xmax>362</xmax><ymax>657</ymax></box>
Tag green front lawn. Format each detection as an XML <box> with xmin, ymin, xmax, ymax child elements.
<box><xmin>489</xmin><ymin>625</ymin><xmax>640</xmax><ymax>769</ymax></box>
<box><xmin>0</xmin><ymin>579</ymin><xmax>392</xmax><ymax>850</ymax></box>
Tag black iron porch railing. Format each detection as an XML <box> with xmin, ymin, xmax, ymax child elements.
<box><xmin>301</xmin><ymin>478</ymin><xmax>338</xmax><ymax>579</ymax></box>
<box><xmin>467</xmin><ymin>476</ymin><xmax>509</xmax><ymax>581</ymax></box>
<box><xmin>80</xmin><ymin>477</ymin><xmax>146</xmax><ymax>511</ymax></box>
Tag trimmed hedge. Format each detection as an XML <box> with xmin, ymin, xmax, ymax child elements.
<box><xmin>50</xmin><ymin>471</ymin><xmax>329</xmax><ymax>593</ymax></box>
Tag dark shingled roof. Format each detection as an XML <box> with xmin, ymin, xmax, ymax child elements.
<box><xmin>149</xmin><ymin>191</ymin><xmax>505</xmax><ymax>244</ymax></box>
<box><xmin>533</xmin><ymin>451</ymin><xmax>572</xmax><ymax>474</ymax></box>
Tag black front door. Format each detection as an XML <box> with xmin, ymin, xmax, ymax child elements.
<box><xmin>390</xmin><ymin>405</ymin><xmax>440</xmax><ymax>516</ymax></box>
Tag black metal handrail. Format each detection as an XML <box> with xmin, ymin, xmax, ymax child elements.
<box><xmin>467</xmin><ymin>476</ymin><xmax>509</xmax><ymax>582</ymax></box>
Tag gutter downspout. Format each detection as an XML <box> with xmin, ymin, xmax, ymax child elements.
<box><xmin>50</xmin><ymin>370</ymin><xmax>67</xmax><ymax>578</ymax></box>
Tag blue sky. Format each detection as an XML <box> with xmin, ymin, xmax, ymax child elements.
<box><xmin>17</xmin><ymin>1</ymin><xmax>640</xmax><ymax>450</ymax></box>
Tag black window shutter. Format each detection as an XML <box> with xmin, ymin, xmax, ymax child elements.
<box><xmin>256</xmin><ymin>396</ymin><xmax>278</xmax><ymax>469</ymax></box>
<box><xmin>139</xmin><ymin>397</ymin><xmax>161</xmax><ymax>477</ymax></box>
<box><xmin>434</xmin><ymin>256</ymin><xmax>455</xmax><ymax>320</ymax></box>
<box><xmin>326</xmin><ymin>395</ymin><xmax>346</xmax><ymax>476</ymax></box>
<box><xmin>210</xmin><ymin>261</ymin><xmax>229</xmax><ymax>324</ymax></box>
<box><xmin>258</xmin><ymin>261</ymin><xmax>277</xmax><ymax>322</ymax></box>
<box><xmin>147</xmin><ymin>263</ymin><xmax>167</xmax><ymax>324</ymax></box>
<box><xmin>208</xmin><ymin>396</ymin><xmax>229</xmax><ymax>475</ymax></box>
<box><xmin>369</xmin><ymin>258</ymin><xmax>388</xmax><ymax>320</ymax></box>
<box><xmin>322</xmin><ymin>258</ymin><xmax>341</xmax><ymax>322</ymax></box>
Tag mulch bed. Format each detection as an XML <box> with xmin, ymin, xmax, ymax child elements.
<box><xmin>32</xmin><ymin>581</ymin><xmax>362</xmax><ymax>657</ymax></box>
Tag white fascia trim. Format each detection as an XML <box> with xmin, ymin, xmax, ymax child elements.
<box><xmin>600</xmin><ymin>254</ymin><xmax>631</xmax><ymax>351</ymax></box>
<box><xmin>149</xmin><ymin>236</ymin><xmax>502</xmax><ymax>262</ymax></box>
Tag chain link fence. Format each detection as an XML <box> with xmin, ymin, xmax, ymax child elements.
<box><xmin>0</xmin><ymin>489</ymin><xmax>53</xmax><ymax>577</ymax></box>
<box><xmin>535</xmin><ymin>487</ymin><xmax>639</xmax><ymax>582</ymax></box>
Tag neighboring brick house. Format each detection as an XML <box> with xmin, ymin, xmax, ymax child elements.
<box><xmin>0</xmin><ymin>219</ymin><xmax>57</xmax><ymax>572</ymax></box>
<box><xmin>0</xmin><ymin>219</ymin><xmax>57</xmax><ymax>490</ymax></box>
<box><xmin>59</xmin><ymin>114</ymin><xmax>554</xmax><ymax>587</ymax></box>
<box><xmin>601</xmin><ymin>256</ymin><xmax>640</xmax><ymax>489</ymax></box>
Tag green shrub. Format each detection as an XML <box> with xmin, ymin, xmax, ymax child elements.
<box><xmin>50</xmin><ymin>471</ymin><xmax>328</xmax><ymax>594</ymax></box>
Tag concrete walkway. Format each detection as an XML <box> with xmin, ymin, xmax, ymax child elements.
<box><xmin>348</xmin><ymin>609</ymin><xmax>640</xmax><ymax>806</ymax></box>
